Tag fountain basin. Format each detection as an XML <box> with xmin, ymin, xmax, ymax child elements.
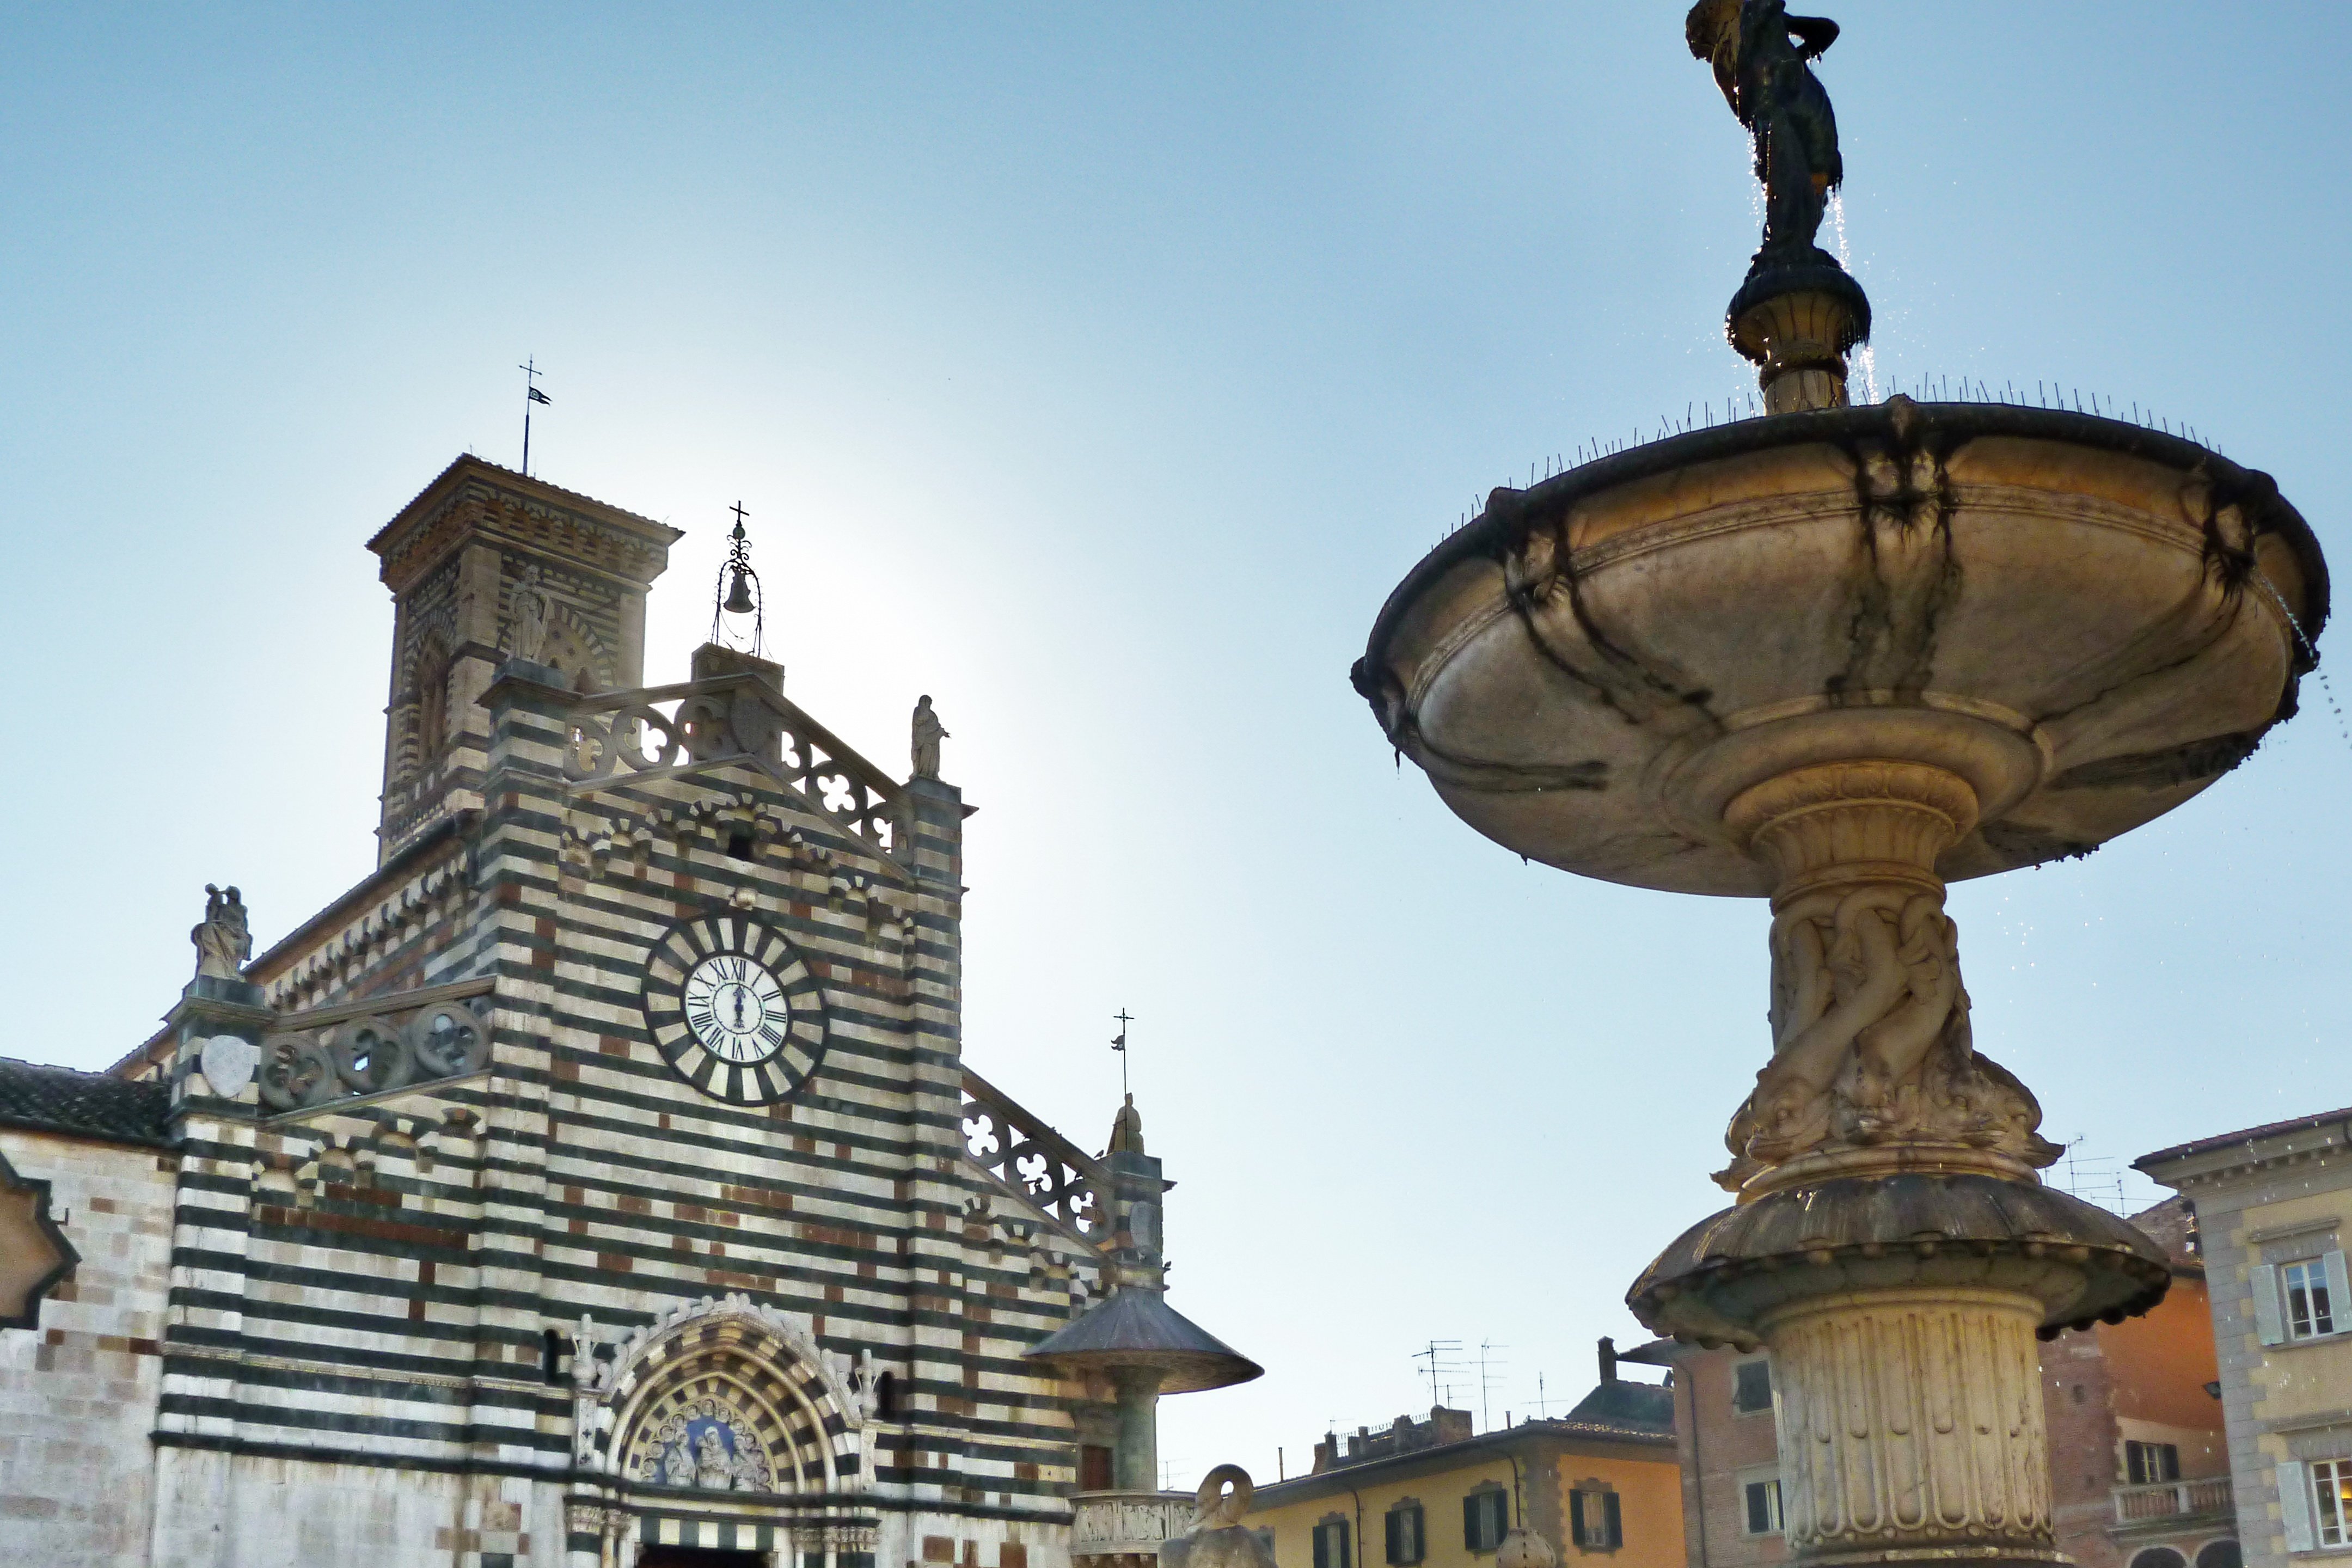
<box><xmin>1353</xmin><ymin>398</ymin><xmax>2327</xmax><ymax>895</ymax></box>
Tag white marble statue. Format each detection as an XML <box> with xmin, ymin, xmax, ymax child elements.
<box><xmin>911</xmin><ymin>694</ymin><xmax>948</xmax><ymax>778</ymax></box>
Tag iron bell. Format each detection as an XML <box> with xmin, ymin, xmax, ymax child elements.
<box><xmin>722</xmin><ymin>567</ymin><xmax>756</xmax><ymax>615</ymax></box>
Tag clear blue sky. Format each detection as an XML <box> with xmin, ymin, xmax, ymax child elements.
<box><xmin>6</xmin><ymin>3</ymin><xmax>2350</xmax><ymax>1485</ymax></box>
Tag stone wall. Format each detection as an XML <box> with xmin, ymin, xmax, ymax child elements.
<box><xmin>1662</xmin><ymin>1349</ymin><xmax>1786</xmax><ymax>1568</ymax></box>
<box><xmin>2175</xmin><ymin>1163</ymin><xmax>2352</xmax><ymax>1568</ymax></box>
<box><xmin>149</xmin><ymin>1449</ymin><xmax>569</xmax><ymax>1567</ymax></box>
<box><xmin>0</xmin><ymin>1128</ymin><xmax>175</xmax><ymax>1568</ymax></box>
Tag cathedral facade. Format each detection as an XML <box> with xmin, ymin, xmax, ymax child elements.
<box><xmin>0</xmin><ymin>457</ymin><xmax>1165</xmax><ymax>1568</ymax></box>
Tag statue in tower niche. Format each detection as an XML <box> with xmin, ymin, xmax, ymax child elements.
<box><xmin>911</xmin><ymin>694</ymin><xmax>948</xmax><ymax>779</ymax></box>
<box><xmin>1687</xmin><ymin>0</ymin><xmax>1843</xmax><ymax>267</ymax></box>
<box><xmin>191</xmin><ymin>884</ymin><xmax>252</xmax><ymax>981</ymax></box>
<box><xmin>507</xmin><ymin>564</ymin><xmax>553</xmax><ymax>665</ymax></box>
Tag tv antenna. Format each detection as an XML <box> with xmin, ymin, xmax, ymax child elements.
<box><xmin>1478</xmin><ymin>1340</ymin><xmax>1510</xmax><ymax>1432</ymax></box>
<box><xmin>1412</xmin><ymin>1340</ymin><xmax>1466</xmax><ymax>1409</ymax></box>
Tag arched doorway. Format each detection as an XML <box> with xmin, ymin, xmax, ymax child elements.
<box><xmin>584</xmin><ymin>1295</ymin><xmax>874</xmax><ymax>1566</ymax></box>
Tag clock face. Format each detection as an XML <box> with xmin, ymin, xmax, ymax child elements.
<box><xmin>642</xmin><ymin>916</ymin><xmax>829</xmax><ymax>1105</ymax></box>
<box><xmin>683</xmin><ymin>954</ymin><xmax>789</xmax><ymax>1063</ymax></box>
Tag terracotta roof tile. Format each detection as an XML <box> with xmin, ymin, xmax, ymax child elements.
<box><xmin>0</xmin><ymin>1056</ymin><xmax>173</xmax><ymax>1147</ymax></box>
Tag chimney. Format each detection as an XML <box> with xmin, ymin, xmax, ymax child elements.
<box><xmin>1598</xmin><ymin>1336</ymin><xmax>1618</xmax><ymax>1385</ymax></box>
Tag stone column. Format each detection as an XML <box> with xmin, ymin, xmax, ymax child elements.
<box><xmin>1630</xmin><ymin>760</ymin><xmax>2172</xmax><ymax>1568</ymax></box>
<box><xmin>1111</xmin><ymin>1368</ymin><xmax>1163</xmax><ymax>1491</ymax></box>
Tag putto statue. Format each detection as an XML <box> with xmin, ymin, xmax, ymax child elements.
<box><xmin>191</xmin><ymin>884</ymin><xmax>252</xmax><ymax>981</ymax></box>
<box><xmin>910</xmin><ymin>694</ymin><xmax>948</xmax><ymax>779</ymax></box>
<box><xmin>1687</xmin><ymin>0</ymin><xmax>1844</xmax><ymax>266</ymax></box>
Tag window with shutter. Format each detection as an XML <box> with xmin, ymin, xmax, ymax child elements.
<box><xmin>2281</xmin><ymin>1461</ymin><xmax>2318</xmax><ymax>1554</ymax></box>
<box><xmin>2253</xmin><ymin>1264</ymin><xmax>2289</xmax><ymax>1346</ymax></box>
<box><xmin>1732</xmin><ymin>1358</ymin><xmax>1773</xmax><ymax>1414</ymax></box>
<box><xmin>1464</xmin><ymin>1491</ymin><xmax>1508</xmax><ymax>1553</ymax></box>
<box><xmin>2286</xmin><ymin>1258</ymin><xmax>2339</xmax><ymax>1339</ymax></box>
<box><xmin>1565</xmin><ymin>1487</ymin><xmax>1616</xmax><ymax>1551</ymax></box>
<box><xmin>1385</xmin><ymin>1504</ymin><xmax>1423</xmax><ymax>1566</ymax></box>
<box><xmin>2313</xmin><ymin>1460</ymin><xmax>2352</xmax><ymax>1549</ymax></box>
<box><xmin>1741</xmin><ymin>1478</ymin><xmax>1783</xmax><ymax>1537</ymax></box>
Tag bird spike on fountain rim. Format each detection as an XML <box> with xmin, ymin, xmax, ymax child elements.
<box><xmin>1351</xmin><ymin>7</ymin><xmax>2329</xmax><ymax>1568</ymax></box>
<box><xmin>1689</xmin><ymin>0</ymin><xmax>1872</xmax><ymax>413</ymax></box>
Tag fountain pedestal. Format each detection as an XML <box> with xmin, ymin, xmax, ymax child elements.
<box><xmin>1628</xmin><ymin>756</ymin><xmax>2173</xmax><ymax>1568</ymax></box>
<box><xmin>1355</xmin><ymin>390</ymin><xmax>2324</xmax><ymax>1568</ymax></box>
<box><xmin>1355</xmin><ymin>13</ymin><xmax>2330</xmax><ymax>1568</ymax></box>
<box><xmin>1730</xmin><ymin>262</ymin><xmax>1871</xmax><ymax>414</ymax></box>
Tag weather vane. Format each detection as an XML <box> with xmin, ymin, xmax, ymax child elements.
<box><xmin>710</xmin><ymin>500</ymin><xmax>764</xmax><ymax>655</ymax></box>
<box><xmin>1110</xmin><ymin>1009</ymin><xmax>1133</xmax><ymax>1100</ymax></box>
<box><xmin>519</xmin><ymin>357</ymin><xmax>552</xmax><ymax>476</ymax></box>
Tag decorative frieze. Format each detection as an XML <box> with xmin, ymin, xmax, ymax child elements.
<box><xmin>259</xmin><ymin>987</ymin><xmax>494</xmax><ymax>1113</ymax></box>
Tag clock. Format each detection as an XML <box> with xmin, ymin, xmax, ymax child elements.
<box><xmin>642</xmin><ymin>915</ymin><xmax>829</xmax><ymax>1105</ymax></box>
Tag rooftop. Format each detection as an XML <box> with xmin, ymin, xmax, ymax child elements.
<box><xmin>2138</xmin><ymin>1106</ymin><xmax>2352</xmax><ymax>1172</ymax></box>
<box><xmin>0</xmin><ymin>1055</ymin><xmax>173</xmax><ymax>1148</ymax></box>
<box><xmin>1255</xmin><ymin>1395</ymin><xmax>1674</xmax><ymax>1509</ymax></box>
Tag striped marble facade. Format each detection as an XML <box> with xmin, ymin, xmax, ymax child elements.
<box><xmin>3</xmin><ymin>460</ymin><xmax>1123</xmax><ymax>1568</ymax></box>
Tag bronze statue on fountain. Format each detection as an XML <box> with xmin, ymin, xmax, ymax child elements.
<box><xmin>1688</xmin><ymin>0</ymin><xmax>1871</xmax><ymax>412</ymax></box>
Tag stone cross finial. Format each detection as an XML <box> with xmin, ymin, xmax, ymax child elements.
<box><xmin>191</xmin><ymin>884</ymin><xmax>252</xmax><ymax>981</ymax></box>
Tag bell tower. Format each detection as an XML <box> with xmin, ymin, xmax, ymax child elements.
<box><xmin>366</xmin><ymin>456</ymin><xmax>683</xmax><ymax>865</ymax></box>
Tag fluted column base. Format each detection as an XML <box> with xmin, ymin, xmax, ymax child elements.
<box><xmin>1762</xmin><ymin>1286</ymin><xmax>2061</xmax><ymax>1568</ymax></box>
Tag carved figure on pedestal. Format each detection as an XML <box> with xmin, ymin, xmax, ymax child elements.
<box><xmin>507</xmin><ymin>565</ymin><xmax>553</xmax><ymax>665</ymax></box>
<box><xmin>911</xmin><ymin>694</ymin><xmax>948</xmax><ymax>779</ymax></box>
<box><xmin>191</xmin><ymin>884</ymin><xmax>252</xmax><ymax>981</ymax></box>
<box><xmin>1687</xmin><ymin>0</ymin><xmax>1844</xmax><ymax>265</ymax></box>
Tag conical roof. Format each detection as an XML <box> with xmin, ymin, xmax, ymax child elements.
<box><xmin>1025</xmin><ymin>1287</ymin><xmax>1263</xmax><ymax>1394</ymax></box>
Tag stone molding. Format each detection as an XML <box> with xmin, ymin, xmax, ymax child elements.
<box><xmin>370</xmin><ymin>463</ymin><xmax>682</xmax><ymax>596</ymax></box>
<box><xmin>1726</xmin><ymin>761</ymin><xmax>1978</xmax><ymax>902</ymax></box>
<box><xmin>581</xmin><ymin>1293</ymin><xmax>875</xmax><ymax>1498</ymax></box>
<box><xmin>1626</xmin><ymin>1173</ymin><xmax>2173</xmax><ymax>1349</ymax></box>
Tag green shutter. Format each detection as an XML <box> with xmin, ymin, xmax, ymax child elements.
<box><xmin>1603</xmin><ymin>1492</ymin><xmax>1623</xmax><ymax>1549</ymax></box>
<box><xmin>1569</xmin><ymin>1491</ymin><xmax>1587</xmax><ymax>1550</ymax></box>
<box><xmin>1315</xmin><ymin>1524</ymin><xmax>1330</xmax><ymax>1568</ymax></box>
<box><xmin>1386</xmin><ymin>1511</ymin><xmax>1400</xmax><ymax>1566</ymax></box>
